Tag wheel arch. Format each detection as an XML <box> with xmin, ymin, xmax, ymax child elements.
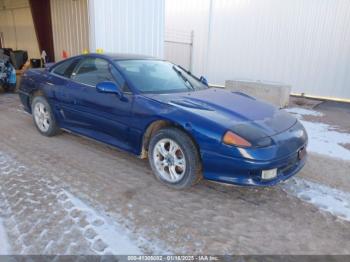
<box><xmin>26</xmin><ymin>89</ymin><xmax>45</xmax><ymax>113</ymax></box>
<box><xmin>140</xmin><ymin>119</ymin><xmax>201</xmax><ymax>160</ymax></box>
<box><xmin>30</xmin><ymin>90</ymin><xmax>45</xmax><ymax>102</ymax></box>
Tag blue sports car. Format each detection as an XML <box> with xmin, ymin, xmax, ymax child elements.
<box><xmin>18</xmin><ymin>53</ymin><xmax>307</xmax><ymax>189</ymax></box>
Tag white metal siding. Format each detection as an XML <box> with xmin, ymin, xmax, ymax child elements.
<box><xmin>89</xmin><ymin>0</ymin><xmax>164</xmax><ymax>58</ymax></box>
<box><xmin>164</xmin><ymin>29</ymin><xmax>193</xmax><ymax>69</ymax></box>
<box><xmin>50</xmin><ymin>0</ymin><xmax>89</xmax><ymax>61</ymax></box>
<box><xmin>166</xmin><ymin>0</ymin><xmax>211</xmax><ymax>76</ymax></box>
<box><xmin>166</xmin><ymin>0</ymin><xmax>350</xmax><ymax>100</ymax></box>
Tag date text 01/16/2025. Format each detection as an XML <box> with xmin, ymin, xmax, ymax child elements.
<box><xmin>127</xmin><ymin>256</ymin><xmax>219</xmax><ymax>261</ymax></box>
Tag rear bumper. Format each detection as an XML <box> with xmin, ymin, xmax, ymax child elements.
<box><xmin>201</xmin><ymin>146</ymin><xmax>307</xmax><ymax>186</ymax></box>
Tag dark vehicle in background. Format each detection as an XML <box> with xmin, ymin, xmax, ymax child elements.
<box><xmin>0</xmin><ymin>49</ymin><xmax>16</xmax><ymax>92</ymax></box>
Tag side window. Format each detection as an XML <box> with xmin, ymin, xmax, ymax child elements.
<box><xmin>72</xmin><ymin>58</ymin><xmax>116</xmax><ymax>86</ymax></box>
<box><xmin>52</xmin><ymin>59</ymin><xmax>80</xmax><ymax>78</ymax></box>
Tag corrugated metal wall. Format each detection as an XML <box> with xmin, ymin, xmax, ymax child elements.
<box><xmin>0</xmin><ymin>0</ymin><xmax>40</xmax><ymax>58</ymax></box>
<box><xmin>89</xmin><ymin>0</ymin><xmax>164</xmax><ymax>58</ymax></box>
<box><xmin>0</xmin><ymin>0</ymin><xmax>28</xmax><ymax>9</ymax></box>
<box><xmin>164</xmin><ymin>29</ymin><xmax>193</xmax><ymax>70</ymax></box>
<box><xmin>50</xmin><ymin>0</ymin><xmax>89</xmax><ymax>61</ymax></box>
<box><xmin>166</xmin><ymin>0</ymin><xmax>211</xmax><ymax>76</ymax></box>
<box><xmin>166</xmin><ymin>0</ymin><xmax>350</xmax><ymax>100</ymax></box>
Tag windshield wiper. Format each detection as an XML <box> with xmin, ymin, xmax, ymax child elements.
<box><xmin>177</xmin><ymin>65</ymin><xmax>191</xmax><ymax>75</ymax></box>
<box><xmin>172</xmin><ymin>65</ymin><xmax>194</xmax><ymax>90</ymax></box>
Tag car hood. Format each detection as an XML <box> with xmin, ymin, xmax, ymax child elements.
<box><xmin>144</xmin><ymin>88</ymin><xmax>297</xmax><ymax>141</ymax></box>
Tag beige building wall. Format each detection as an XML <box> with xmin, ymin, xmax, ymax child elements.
<box><xmin>0</xmin><ymin>0</ymin><xmax>40</xmax><ymax>59</ymax></box>
<box><xmin>50</xmin><ymin>0</ymin><xmax>89</xmax><ymax>61</ymax></box>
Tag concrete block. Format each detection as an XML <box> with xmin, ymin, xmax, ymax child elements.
<box><xmin>225</xmin><ymin>80</ymin><xmax>291</xmax><ymax>108</ymax></box>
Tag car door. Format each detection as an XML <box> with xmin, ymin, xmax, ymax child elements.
<box><xmin>59</xmin><ymin>57</ymin><xmax>134</xmax><ymax>151</ymax></box>
<box><xmin>49</xmin><ymin>57</ymin><xmax>82</xmax><ymax>124</ymax></box>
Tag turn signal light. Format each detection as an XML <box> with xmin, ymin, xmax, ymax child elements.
<box><xmin>222</xmin><ymin>131</ymin><xmax>252</xmax><ymax>147</ymax></box>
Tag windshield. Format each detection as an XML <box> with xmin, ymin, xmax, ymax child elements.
<box><xmin>114</xmin><ymin>60</ymin><xmax>208</xmax><ymax>93</ymax></box>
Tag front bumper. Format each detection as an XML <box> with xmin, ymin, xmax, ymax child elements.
<box><xmin>201</xmin><ymin>146</ymin><xmax>307</xmax><ymax>186</ymax></box>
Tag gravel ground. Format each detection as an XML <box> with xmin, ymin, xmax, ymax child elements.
<box><xmin>1</xmin><ymin>93</ymin><xmax>350</xmax><ymax>255</ymax></box>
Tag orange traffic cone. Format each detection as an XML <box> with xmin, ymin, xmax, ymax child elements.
<box><xmin>62</xmin><ymin>50</ymin><xmax>69</xmax><ymax>59</ymax></box>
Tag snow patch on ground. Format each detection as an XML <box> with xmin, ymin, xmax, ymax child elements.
<box><xmin>285</xmin><ymin>107</ymin><xmax>324</xmax><ymax>117</ymax></box>
<box><xmin>0</xmin><ymin>151</ymin><xmax>26</xmax><ymax>175</ymax></box>
<box><xmin>0</xmin><ymin>218</ymin><xmax>10</xmax><ymax>254</ymax></box>
<box><xmin>283</xmin><ymin>178</ymin><xmax>350</xmax><ymax>222</ymax></box>
<box><xmin>301</xmin><ymin>120</ymin><xmax>350</xmax><ymax>160</ymax></box>
<box><xmin>285</xmin><ymin>107</ymin><xmax>350</xmax><ymax>161</ymax></box>
<box><xmin>60</xmin><ymin>190</ymin><xmax>142</xmax><ymax>255</ymax></box>
<box><xmin>0</xmin><ymin>150</ymin><xmax>151</xmax><ymax>255</ymax></box>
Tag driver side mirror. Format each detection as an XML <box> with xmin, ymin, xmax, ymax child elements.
<box><xmin>96</xmin><ymin>81</ymin><xmax>122</xmax><ymax>98</ymax></box>
<box><xmin>199</xmin><ymin>76</ymin><xmax>208</xmax><ymax>86</ymax></box>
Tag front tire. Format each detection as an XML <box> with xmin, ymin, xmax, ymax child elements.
<box><xmin>148</xmin><ymin>127</ymin><xmax>202</xmax><ymax>189</ymax></box>
<box><xmin>31</xmin><ymin>96</ymin><xmax>60</xmax><ymax>136</ymax></box>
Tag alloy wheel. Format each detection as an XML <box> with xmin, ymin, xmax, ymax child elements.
<box><xmin>153</xmin><ymin>138</ymin><xmax>186</xmax><ymax>183</ymax></box>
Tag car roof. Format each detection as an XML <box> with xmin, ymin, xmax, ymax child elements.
<box><xmin>52</xmin><ymin>53</ymin><xmax>157</xmax><ymax>66</ymax></box>
<box><xmin>96</xmin><ymin>53</ymin><xmax>155</xmax><ymax>61</ymax></box>
<box><xmin>48</xmin><ymin>53</ymin><xmax>161</xmax><ymax>71</ymax></box>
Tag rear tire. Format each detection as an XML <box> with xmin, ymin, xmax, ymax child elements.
<box><xmin>148</xmin><ymin>127</ymin><xmax>202</xmax><ymax>189</ymax></box>
<box><xmin>31</xmin><ymin>96</ymin><xmax>60</xmax><ymax>136</ymax></box>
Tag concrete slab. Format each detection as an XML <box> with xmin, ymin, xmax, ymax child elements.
<box><xmin>225</xmin><ymin>80</ymin><xmax>291</xmax><ymax>108</ymax></box>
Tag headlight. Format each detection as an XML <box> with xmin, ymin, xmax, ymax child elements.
<box><xmin>222</xmin><ymin>131</ymin><xmax>252</xmax><ymax>147</ymax></box>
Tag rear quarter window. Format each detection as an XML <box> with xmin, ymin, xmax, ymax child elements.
<box><xmin>52</xmin><ymin>59</ymin><xmax>80</xmax><ymax>78</ymax></box>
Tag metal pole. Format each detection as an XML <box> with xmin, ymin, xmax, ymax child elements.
<box><xmin>0</xmin><ymin>32</ymin><xmax>4</xmax><ymax>48</ymax></box>
<box><xmin>189</xmin><ymin>30</ymin><xmax>194</xmax><ymax>72</ymax></box>
<box><xmin>205</xmin><ymin>0</ymin><xmax>213</xmax><ymax>76</ymax></box>
<box><xmin>10</xmin><ymin>10</ymin><xmax>18</xmax><ymax>50</ymax></box>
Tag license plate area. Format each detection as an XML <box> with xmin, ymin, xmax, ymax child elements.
<box><xmin>261</xmin><ymin>168</ymin><xmax>277</xmax><ymax>180</ymax></box>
